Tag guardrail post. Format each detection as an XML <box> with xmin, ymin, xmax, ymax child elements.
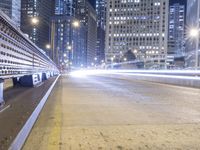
<box><xmin>0</xmin><ymin>79</ymin><xmax>5</xmax><ymax>107</ymax></box>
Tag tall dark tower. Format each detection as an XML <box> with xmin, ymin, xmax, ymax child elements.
<box><xmin>75</xmin><ymin>0</ymin><xmax>97</xmax><ymax>67</ymax></box>
<box><xmin>55</xmin><ymin>0</ymin><xmax>75</xmax><ymax>16</ymax></box>
<box><xmin>21</xmin><ymin>0</ymin><xmax>54</xmax><ymax>51</ymax></box>
<box><xmin>96</xmin><ymin>0</ymin><xmax>106</xmax><ymax>64</ymax></box>
<box><xmin>51</xmin><ymin>0</ymin><xmax>87</xmax><ymax>68</ymax></box>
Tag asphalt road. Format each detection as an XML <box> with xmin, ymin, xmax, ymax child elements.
<box><xmin>23</xmin><ymin>74</ymin><xmax>200</xmax><ymax>150</ymax></box>
<box><xmin>0</xmin><ymin>77</ymin><xmax>57</xmax><ymax>150</ymax></box>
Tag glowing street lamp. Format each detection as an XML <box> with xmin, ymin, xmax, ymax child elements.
<box><xmin>133</xmin><ymin>49</ymin><xmax>138</xmax><ymax>54</ymax></box>
<box><xmin>67</xmin><ymin>45</ymin><xmax>72</xmax><ymax>50</ymax></box>
<box><xmin>124</xmin><ymin>57</ymin><xmax>127</xmax><ymax>62</ymax></box>
<box><xmin>72</xmin><ymin>20</ymin><xmax>80</xmax><ymax>28</ymax></box>
<box><xmin>189</xmin><ymin>28</ymin><xmax>199</xmax><ymax>38</ymax></box>
<box><xmin>31</xmin><ymin>17</ymin><xmax>39</xmax><ymax>25</ymax></box>
<box><xmin>46</xmin><ymin>44</ymin><xmax>51</xmax><ymax>49</ymax></box>
<box><xmin>63</xmin><ymin>53</ymin><xmax>67</xmax><ymax>57</ymax></box>
<box><xmin>189</xmin><ymin>28</ymin><xmax>200</xmax><ymax>69</ymax></box>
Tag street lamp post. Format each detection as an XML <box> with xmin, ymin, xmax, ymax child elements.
<box><xmin>111</xmin><ymin>57</ymin><xmax>114</xmax><ymax>69</ymax></box>
<box><xmin>72</xmin><ymin>20</ymin><xmax>80</xmax><ymax>28</ymax></box>
<box><xmin>67</xmin><ymin>45</ymin><xmax>72</xmax><ymax>71</ymax></box>
<box><xmin>45</xmin><ymin>44</ymin><xmax>51</xmax><ymax>56</ymax></box>
<box><xmin>30</xmin><ymin>17</ymin><xmax>54</xmax><ymax>59</ymax></box>
<box><xmin>68</xmin><ymin>20</ymin><xmax>80</xmax><ymax>71</ymax></box>
<box><xmin>189</xmin><ymin>28</ymin><xmax>199</xmax><ymax>69</ymax></box>
<box><xmin>31</xmin><ymin>17</ymin><xmax>39</xmax><ymax>25</ymax></box>
<box><xmin>189</xmin><ymin>2</ymin><xmax>200</xmax><ymax>69</ymax></box>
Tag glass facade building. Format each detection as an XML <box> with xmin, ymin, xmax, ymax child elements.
<box><xmin>105</xmin><ymin>0</ymin><xmax>169</xmax><ymax>68</ymax></box>
<box><xmin>21</xmin><ymin>0</ymin><xmax>54</xmax><ymax>51</ymax></box>
<box><xmin>55</xmin><ymin>0</ymin><xmax>75</xmax><ymax>16</ymax></box>
<box><xmin>96</xmin><ymin>0</ymin><xmax>106</xmax><ymax>64</ymax></box>
<box><xmin>51</xmin><ymin>16</ymin><xmax>87</xmax><ymax>68</ymax></box>
<box><xmin>0</xmin><ymin>0</ymin><xmax>21</xmax><ymax>27</ymax></box>
<box><xmin>76</xmin><ymin>0</ymin><xmax>97</xmax><ymax>67</ymax></box>
<box><xmin>168</xmin><ymin>3</ymin><xmax>185</xmax><ymax>57</ymax></box>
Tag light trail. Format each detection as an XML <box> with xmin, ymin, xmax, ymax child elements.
<box><xmin>69</xmin><ymin>69</ymin><xmax>200</xmax><ymax>80</ymax></box>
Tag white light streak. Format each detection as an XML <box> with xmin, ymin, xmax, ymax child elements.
<box><xmin>69</xmin><ymin>69</ymin><xmax>200</xmax><ymax>80</ymax></box>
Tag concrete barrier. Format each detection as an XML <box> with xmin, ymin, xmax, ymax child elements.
<box><xmin>19</xmin><ymin>73</ymin><xmax>42</xmax><ymax>87</ymax></box>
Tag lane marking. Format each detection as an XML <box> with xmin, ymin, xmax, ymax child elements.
<box><xmin>34</xmin><ymin>82</ymin><xmax>44</xmax><ymax>88</ymax></box>
<box><xmin>9</xmin><ymin>75</ymin><xmax>60</xmax><ymax>150</ymax></box>
<box><xmin>0</xmin><ymin>105</ymin><xmax>10</xmax><ymax>113</ymax></box>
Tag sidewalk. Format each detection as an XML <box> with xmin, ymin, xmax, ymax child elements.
<box><xmin>23</xmin><ymin>75</ymin><xmax>200</xmax><ymax>150</ymax></box>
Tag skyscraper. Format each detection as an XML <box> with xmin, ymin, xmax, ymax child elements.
<box><xmin>105</xmin><ymin>0</ymin><xmax>169</xmax><ymax>68</ymax></box>
<box><xmin>21</xmin><ymin>0</ymin><xmax>54</xmax><ymax>50</ymax></box>
<box><xmin>51</xmin><ymin>0</ymin><xmax>87</xmax><ymax>68</ymax></box>
<box><xmin>186</xmin><ymin>0</ymin><xmax>200</xmax><ymax>68</ymax></box>
<box><xmin>51</xmin><ymin>16</ymin><xmax>87</xmax><ymax>68</ymax></box>
<box><xmin>55</xmin><ymin>0</ymin><xmax>75</xmax><ymax>16</ymax></box>
<box><xmin>0</xmin><ymin>0</ymin><xmax>21</xmax><ymax>27</ymax></box>
<box><xmin>168</xmin><ymin>3</ymin><xmax>185</xmax><ymax>57</ymax></box>
<box><xmin>96</xmin><ymin>0</ymin><xmax>106</xmax><ymax>64</ymax></box>
<box><xmin>76</xmin><ymin>0</ymin><xmax>97</xmax><ymax>67</ymax></box>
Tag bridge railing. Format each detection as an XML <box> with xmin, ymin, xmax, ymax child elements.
<box><xmin>0</xmin><ymin>10</ymin><xmax>58</xmax><ymax>79</ymax></box>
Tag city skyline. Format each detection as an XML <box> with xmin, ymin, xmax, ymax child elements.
<box><xmin>2</xmin><ymin>1</ymin><xmax>200</xmax><ymax>149</ymax></box>
<box><xmin>0</xmin><ymin>0</ymin><xmax>197</xmax><ymax>69</ymax></box>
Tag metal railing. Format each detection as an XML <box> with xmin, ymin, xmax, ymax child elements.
<box><xmin>0</xmin><ymin>11</ymin><xmax>58</xmax><ymax>79</ymax></box>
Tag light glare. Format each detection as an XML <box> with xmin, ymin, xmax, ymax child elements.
<box><xmin>189</xmin><ymin>28</ymin><xmax>199</xmax><ymax>38</ymax></box>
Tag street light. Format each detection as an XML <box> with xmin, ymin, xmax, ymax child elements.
<box><xmin>63</xmin><ymin>53</ymin><xmax>67</xmax><ymax>57</ymax></box>
<box><xmin>72</xmin><ymin>20</ymin><xmax>80</xmax><ymax>28</ymax></box>
<box><xmin>46</xmin><ymin>44</ymin><xmax>51</xmax><ymax>49</ymax></box>
<box><xmin>45</xmin><ymin>44</ymin><xmax>51</xmax><ymax>56</ymax></box>
<box><xmin>189</xmin><ymin>28</ymin><xmax>199</xmax><ymax>69</ymax></box>
<box><xmin>189</xmin><ymin>28</ymin><xmax>199</xmax><ymax>38</ymax></box>
<box><xmin>133</xmin><ymin>49</ymin><xmax>138</xmax><ymax>54</ymax></box>
<box><xmin>67</xmin><ymin>45</ymin><xmax>72</xmax><ymax>50</ymax></box>
<box><xmin>31</xmin><ymin>17</ymin><xmax>39</xmax><ymax>25</ymax></box>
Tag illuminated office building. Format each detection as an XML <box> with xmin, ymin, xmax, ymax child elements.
<box><xmin>96</xmin><ymin>0</ymin><xmax>106</xmax><ymax>64</ymax></box>
<box><xmin>105</xmin><ymin>0</ymin><xmax>169</xmax><ymax>68</ymax></box>
<box><xmin>76</xmin><ymin>0</ymin><xmax>97</xmax><ymax>67</ymax></box>
<box><xmin>21</xmin><ymin>0</ymin><xmax>54</xmax><ymax>50</ymax></box>
<box><xmin>168</xmin><ymin>3</ymin><xmax>185</xmax><ymax>57</ymax></box>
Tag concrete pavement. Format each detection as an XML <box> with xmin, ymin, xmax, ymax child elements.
<box><xmin>23</xmin><ymin>74</ymin><xmax>200</xmax><ymax>150</ymax></box>
<box><xmin>0</xmin><ymin>77</ymin><xmax>57</xmax><ymax>150</ymax></box>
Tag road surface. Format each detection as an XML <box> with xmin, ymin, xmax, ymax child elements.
<box><xmin>0</xmin><ymin>77</ymin><xmax>57</xmax><ymax>150</ymax></box>
<box><xmin>23</xmin><ymin>74</ymin><xmax>200</xmax><ymax>150</ymax></box>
